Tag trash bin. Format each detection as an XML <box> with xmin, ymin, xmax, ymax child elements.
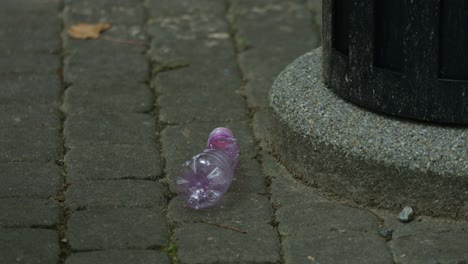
<box><xmin>322</xmin><ymin>0</ymin><xmax>468</xmax><ymax>124</ymax></box>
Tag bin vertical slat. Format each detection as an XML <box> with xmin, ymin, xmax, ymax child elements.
<box><xmin>374</xmin><ymin>0</ymin><xmax>406</xmax><ymax>73</ymax></box>
<box><xmin>331</xmin><ymin>0</ymin><xmax>351</xmax><ymax>56</ymax></box>
<box><xmin>439</xmin><ymin>0</ymin><xmax>468</xmax><ymax>80</ymax></box>
<box><xmin>322</xmin><ymin>0</ymin><xmax>468</xmax><ymax>124</ymax></box>
<box><xmin>402</xmin><ymin>0</ymin><xmax>440</xmax><ymax>119</ymax></box>
<box><xmin>322</xmin><ymin>0</ymin><xmax>333</xmax><ymax>85</ymax></box>
<box><xmin>349</xmin><ymin>0</ymin><xmax>374</xmax><ymax>102</ymax></box>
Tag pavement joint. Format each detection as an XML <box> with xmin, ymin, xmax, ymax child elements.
<box><xmin>144</xmin><ymin>0</ymin><xmax>177</xmax><ymax>262</ymax></box>
<box><xmin>227</xmin><ymin>1</ymin><xmax>285</xmax><ymax>263</ymax></box>
<box><xmin>58</xmin><ymin>2</ymin><xmax>72</xmax><ymax>263</ymax></box>
<box><xmin>262</xmin><ymin>158</ymin><xmax>286</xmax><ymax>264</ymax></box>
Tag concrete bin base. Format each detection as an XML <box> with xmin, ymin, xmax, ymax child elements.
<box><xmin>268</xmin><ymin>48</ymin><xmax>468</xmax><ymax>219</ymax></box>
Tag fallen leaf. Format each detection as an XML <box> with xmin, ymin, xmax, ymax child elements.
<box><xmin>68</xmin><ymin>22</ymin><xmax>111</xmax><ymax>39</ymax></box>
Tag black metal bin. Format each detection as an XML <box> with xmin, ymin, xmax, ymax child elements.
<box><xmin>322</xmin><ymin>0</ymin><xmax>468</xmax><ymax>124</ymax></box>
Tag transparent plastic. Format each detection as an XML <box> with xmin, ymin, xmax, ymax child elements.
<box><xmin>176</xmin><ymin>127</ymin><xmax>240</xmax><ymax>209</ymax></box>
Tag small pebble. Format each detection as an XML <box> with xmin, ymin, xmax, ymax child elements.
<box><xmin>399</xmin><ymin>206</ymin><xmax>414</xmax><ymax>223</ymax></box>
<box><xmin>378</xmin><ymin>227</ymin><xmax>393</xmax><ymax>241</ymax></box>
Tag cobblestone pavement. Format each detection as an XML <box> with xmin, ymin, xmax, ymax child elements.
<box><xmin>0</xmin><ymin>0</ymin><xmax>467</xmax><ymax>263</ymax></box>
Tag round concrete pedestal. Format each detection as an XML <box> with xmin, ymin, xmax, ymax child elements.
<box><xmin>268</xmin><ymin>48</ymin><xmax>468</xmax><ymax>219</ymax></box>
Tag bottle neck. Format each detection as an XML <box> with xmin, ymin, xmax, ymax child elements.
<box><xmin>206</xmin><ymin>127</ymin><xmax>239</xmax><ymax>168</ymax></box>
<box><xmin>207</xmin><ymin>127</ymin><xmax>234</xmax><ymax>146</ymax></box>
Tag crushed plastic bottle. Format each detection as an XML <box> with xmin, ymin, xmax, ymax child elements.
<box><xmin>176</xmin><ymin>127</ymin><xmax>240</xmax><ymax>209</ymax></box>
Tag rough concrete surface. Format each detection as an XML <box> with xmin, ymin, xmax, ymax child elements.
<box><xmin>269</xmin><ymin>48</ymin><xmax>468</xmax><ymax>219</ymax></box>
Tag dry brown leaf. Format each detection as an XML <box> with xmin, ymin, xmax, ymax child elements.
<box><xmin>68</xmin><ymin>23</ymin><xmax>111</xmax><ymax>40</ymax></box>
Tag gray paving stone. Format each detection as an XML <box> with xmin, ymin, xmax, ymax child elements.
<box><xmin>65</xmin><ymin>0</ymin><xmax>146</xmax><ymax>27</ymax></box>
<box><xmin>0</xmin><ymin>0</ymin><xmax>61</xmax><ymax>15</ymax></box>
<box><xmin>283</xmin><ymin>231</ymin><xmax>393</xmax><ymax>264</ymax></box>
<box><xmin>148</xmin><ymin>1</ymin><xmax>226</xmax><ymax>43</ymax></box>
<box><xmin>0</xmin><ymin>199</ymin><xmax>60</xmax><ymax>228</ymax></box>
<box><xmin>0</xmin><ymin>127</ymin><xmax>62</xmax><ymax>162</ymax></box>
<box><xmin>381</xmin><ymin>213</ymin><xmax>468</xmax><ymax>263</ymax></box>
<box><xmin>66</xmin><ymin>250</ymin><xmax>170</xmax><ymax>264</ymax></box>
<box><xmin>148</xmin><ymin>1</ymin><xmax>247</xmax><ymax>123</ymax></box>
<box><xmin>147</xmin><ymin>0</ymin><xmax>226</xmax><ymax>19</ymax></box>
<box><xmin>99</xmin><ymin>24</ymin><xmax>147</xmax><ymax>42</ymax></box>
<box><xmin>0</xmin><ymin>76</ymin><xmax>61</xmax><ymax>105</ymax></box>
<box><xmin>168</xmin><ymin>193</ymin><xmax>272</xmax><ymax>228</ymax></box>
<box><xmin>461</xmin><ymin>202</ymin><xmax>468</xmax><ymax>219</ymax></box>
<box><xmin>252</xmin><ymin>110</ymin><xmax>270</xmax><ymax>144</ymax></box>
<box><xmin>238</xmin><ymin>50</ymin><xmax>300</xmax><ymax>82</ymax></box>
<box><xmin>379</xmin><ymin>211</ymin><xmax>468</xmax><ymax>263</ymax></box>
<box><xmin>277</xmin><ymin>202</ymin><xmax>380</xmax><ymax>235</ymax></box>
<box><xmin>0</xmin><ymin>105</ymin><xmax>60</xmax><ymax>129</ymax></box>
<box><xmin>274</xmin><ymin>197</ymin><xmax>393</xmax><ymax>264</ymax></box>
<box><xmin>175</xmin><ymin>223</ymin><xmax>279</xmax><ymax>264</ymax></box>
<box><xmin>64</xmin><ymin>38</ymin><xmax>146</xmax><ymax>55</ymax></box>
<box><xmin>0</xmin><ymin>14</ymin><xmax>60</xmax><ymax>30</ymax></box>
<box><xmin>149</xmin><ymin>21</ymin><xmax>231</xmax><ymax>66</ymax></box>
<box><xmin>269</xmin><ymin>169</ymin><xmax>327</xmax><ymax>207</ymax></box>
<box><xmin>66</xmin><ymin>144</ymin><xmax>162</xmax><ymax>182</ymax></box>
<box><xmin>239</xmin><ymin>50</ymin><xmax>316</xmax><ymax>108</ymax></box>
<box><xmin>64</xmin><ymin>112</ymin><xmax>156</xmax><ymax>148</ymax></box>
<box><xmin>230</xmin><ymin>0</ymin><xmax>319</xmax><ymax>109</ymax></box>
<box><xmin>68</xmin><ymin>208</ymin><xmax>168</xmax><ymax>250</ymax></box>
<box><xmin>64</xmin><ymin>82</ymin><xmax>153</xmax><ymax>113</ymax></box>
<box><xmin>389</xmin><ymin>231</ymin><xmax>468</xmax><ymax>264</ymax></box>
<box><xmin>243</xmin><ymin>79</ymin><xmax>273</xmax><ymax>109</ymax></box>
<box><xmin>0</xmin><ymin>54</ymin><xmax>60</xmax><ymax>76</ymax></box>
<box><xmin>156</xmin><ymin>94</ymin><xmax>244</xmax><ymax>125</ymax></box>
<box><xmin>64</xmin><ymin>52</ymin><xmax>148</xmax><ymax>83</ymax></box>
<box><xmin>230</xmin><ymin>0</ymin><xmax>317</xmax><ymax>50</ymax></box>
<box><xmin>261</xmin><ymin>150</ymin><xmax>327</xmax><ymax>207</ymax></box>
<box><xmin>154</xmin><ymin>67</ymin><xmax>246</xmax><ymax>123</ymax></box>
<box><xmin>0</xmin><ymin>16</ymin><xmax>60</xmax><ymax>54</ymax></box>
<box><xmin>146</xmin><ymin>0</ymin><xmax>240</xmax><ymax>99</ymax></box>
<box><xmin>67</xmin><ymin>180</ymin><xmax>166</xmax><ymax>210</ymax></box>
<box><xmin>379</xmin><ymin>211</ymin><xmax>468</xmax><ymax>237</ymax></box>
<box><xmin>153</xmin><ymin>58</ymin><xmax>240</xmax><ymax>88</ymax></box>
<box><xmin>148</xmin><ymin>3</ymin><xmax>227</xmax><ymax>64</ymax></box>
<box><xmin>229</xmin><ymin>156</ymin><xmax>267</xmax><ymax>194</ymax></box>
<box><xmin>260</xmin><ymin>150</ymin><xmax>290</xmax><ymax>178</ymax></box>
<box><xmin>150</xmin><ymin>34</ymin><xmax>235</xmax><ymax>67</ymax></box>
<box><xmin>270</xmin><ymin>164</ymin><xmax>391</xmax><ymax>263</ymax></box>
<box><xmin>307</xmin><ymin>0</ymin><xmax>322</xmax><ymax>27</ymax></box>
<box><xmin>0</xmin><ymin>228</ymin><xmax>59</xmax><ymax>264</ymax></box>
<box><xmin>0</xmin><ymin>162</ymin><xmax>61</xmax><ymax>198</ymax></box>
<box><xmin>0</xmin><ymin>36</ymin><xmax>60</xmax><ymax>55</ymax></box>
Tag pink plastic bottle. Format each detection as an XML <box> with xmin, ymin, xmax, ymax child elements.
<box><xmin>176</xmin><ymin>127</ymin><xmax>240</xmax><ymax>209</ymax></box>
